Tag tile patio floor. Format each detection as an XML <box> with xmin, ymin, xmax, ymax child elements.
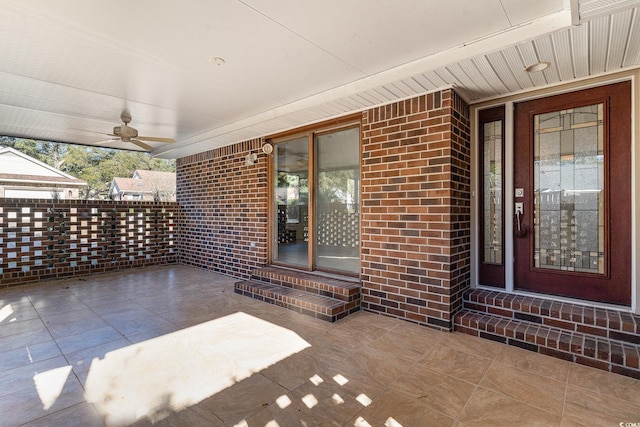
<box><xmin>1</xmin><ymin>265</ymin><xmax>639</xmax><ymax>427</ymax></box>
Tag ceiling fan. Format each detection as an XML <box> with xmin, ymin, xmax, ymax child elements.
<box><xmin>94</xmin><ymin>113</ymin><xmax>175</xmax><ymax>151</ymax></box>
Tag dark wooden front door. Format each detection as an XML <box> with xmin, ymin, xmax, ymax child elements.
<box><xmin>513</xmin><ymin>81</ymin><xmax>631</xmax><ymax>305</ymax></box>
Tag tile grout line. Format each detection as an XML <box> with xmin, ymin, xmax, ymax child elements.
<box><xmin>14</xmin><ymin>401</ymin><xmax>106</xmax><ymax>427</ymax></box>
<box><xmin>566</xmin><ymin>378</ymin><xmax>640</xmax><ymax>409</ymax></box>
<box><xmin>9</xmin><ymin>283</ymin><xmax>103</xmax><ymax>427</ymax></box>
<box><xmin>560</xmin><ymin>359</ymin><xmax>570</xmax><ymax>422</ymax></box>
<box><xmin>481</xmin><ymin>357</ymin><xmax>569</xmax><ymax>419</ymax></box>
<box><xmin>368</xmin><ymin>332</ymin><xmax>459</xmax><ymax>423</ymax></box>
<box><xmin>340</xmin><ymin>325</ymin><xmax>433</xmax><ymax>426</ymax></box>
<box><xmin>451</xmin><ymin>339</ymin><xmax>502</xmax><ymax>424</ymax></box>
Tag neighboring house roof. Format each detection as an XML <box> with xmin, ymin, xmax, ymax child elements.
<box><xmin>111</xmin><ymin>177</ymin><xmax>152</xmax><ymax>194</ymax></box>
<box><xmin>109</xmin><ymin>170</ymin><xmax>176</xmax><ymax>199</ymax></box>
<box><xmin>132</xmin><ymin>170</ymin><xmax>175</xmax><ymax>181</ymax></box>
<box><xmin>133</xmin><ymin>170</ymin><xmax>176</xmax><ymax>191</ymax></box>
<box><xmin>0</xmin><ymin>147</ymin><xmax>86</xmax><ymax>186</ymax></box>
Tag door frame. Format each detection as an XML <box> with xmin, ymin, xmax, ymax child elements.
<box><xmin>513</xmin><ymin>82</ymin><xmax>631</xmax><ymax>305</ymax></box>
<box><xmin>470</xmin><ymin>74</ymin><xmax>638</xmax><ymax>312</ymax></box>
<box><xmin>265</xmin><ymin>113</ymin><xmax>362</xmax><ymax>277</ymax></box>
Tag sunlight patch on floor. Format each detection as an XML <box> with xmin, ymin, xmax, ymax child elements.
<box><xmin>83</xmin><ymin>312</ymin><xmax>310</xmax><ymax>425</ymax></box>
<box><xmin>333</xmin><ymin>373</ymin><xmax>349</xmax><ymax>385</ymax></box>
<box><xmin>356</xmin><ymin>393</ymin><xmax>372</xmax><ymax>407</ymax></box>
<box><xmin>236</xmin><ymin>365</ymin><xmax>383</xmax><ymax>427</ymax></box>
<box><xmin>354</xmin><ymin>417</ymin><xmax>373</xmax><ymax>427</ymax></box>
<box><xmin>301</xmin><ymin>393</ymin><xmax>319</xmax><ymax>409</ymax></box>
<box><xmin>309</xmin><ymin>374</ymin><xmax>324</xmax><ymax>385</ymax></box>
<box><xmin>356</xmin><ymin>415</ymin><xmax>403</xmax><ymax>427</ymax></box>
<box><xmin>275</xmin><ymin>394</ymin><xmax>291</xmax><ymax>409</ymax></box>
<box><xmin>332</xmin><ymin>393</ymin><xmax>345</xmax><ymax>404</ymax></box>
<box><xmin>0</xmin><ymin>304</ymin><xmax>14</xmax><ymax>323</ymax></box>
<box><xmin>33</xmin><ymin>365</ymin><xmax>72</xmax><ymax>410</ymax></box>
<box><xmin>385</xmin><ymin>417</ymin><xmax>403</xmax><ymax>427</ymax></box>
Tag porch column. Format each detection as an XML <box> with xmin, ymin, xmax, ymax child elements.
<box><xmin>360</xmin><ymin>89</ymin><xmax>471</xmax><ymax>331</ymax></box>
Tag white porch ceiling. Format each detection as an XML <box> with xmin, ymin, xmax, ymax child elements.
<box><xmin>0</xmin><ymin>0</ymin><xmax>638</xmax><ymax>159</ymax></box>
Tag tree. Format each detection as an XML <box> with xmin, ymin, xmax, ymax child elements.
<box><xmin>317</xmin><ymin>168</ymin><xmax>357</xmax><ymax>206</ymax></box>
<box><xmin>67</xmin><ymin>148</ymin><xmax>175</xmax><ymax>199</ymax></box>
<box><xmin>1</xmin><ymin>138</ymin><xmax>68</xmax><ymax>168</ymax></box>
<box><xmin>1</xmin><ymin>137</ymin><xmax>52</xmax><ymax>161</ymax></box>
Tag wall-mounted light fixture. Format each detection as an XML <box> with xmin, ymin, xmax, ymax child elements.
<box><xmin>244</xmin><ymin>152</ymin><xmax>258</xmax><ymax>166</ymax></box>
<box><xmin>245</xmin><ymin>143</ymin><xmax>273</xmax><ymax>166</ymax></box>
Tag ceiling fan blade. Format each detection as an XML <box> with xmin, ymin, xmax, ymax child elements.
<box><xmin>130</xmin><ymin>139</ymin><xmax>154</xmax><ymax>151</ymax></box>
<box><xmin>70</xmin><ymin>128</ymin><xmax>109</xmax><ymax>136</ymax></box>
<box><xmin>135</xmin><ymin>136</ymin><xmax>175</xmax><ymax>143</ymax></box>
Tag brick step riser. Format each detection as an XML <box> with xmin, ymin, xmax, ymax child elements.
<box><xmin>464</xmin><ymin>291</ymin><xmax>640</xmax><ymax>346</ymax></box>
<box><xmin>250</xmin><ymin>272</ymin><xmax>360</xmax><ymax>302</ymax></box>
<box><xmin>250</xmin><ymin>275</ymin><xmax>357</xmax><ymax>302</ymax></box>
<box><xmin>234</xmin><ymin>281</ymin><xmax>360</xmax><ymax>323</ymax></box>
<box><xmin>454</xmin><ymin>310</ymin><xmax>640</xmax><ymax>380</ymax></box>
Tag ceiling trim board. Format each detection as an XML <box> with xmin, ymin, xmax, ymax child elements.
<box><xmin>535</xmin><ymin>36</ymin><xmax>562</xmax><ymax>84</ymax></box>
<box><xmin>623</xmin><ymin>8</ymin><xmax>640</xmax><ymax>66</ymax></box>
<box><xmin>590</xmin><ymin>16</ymin><xmax>610</xmax><ymax>74</ymax></box>
<box><xmin>501</xmin><ymin>46</ymin><xmax>536</xmax><ymax>88</ymax></box>
<box><xmin>551</xmin><ymin>29</ymin><xmax>576</xmax><ymax>80</ymax></box>
<box><xmin>609</xmin><ymin>9</ymin><xmax>635</xmax><ymax>70</ymax></box>
<box><xmin>484</xmin><ymin>51</ymin><xmax>523</xmax><ymax>92</ymax></box>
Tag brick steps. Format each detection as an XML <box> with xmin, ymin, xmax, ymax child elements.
<box><xmin>463</xmin><ymin>289</ymin><xmax>640</xmax><ymax>341</ymax></box>
<box><xmin>234</xmin><ymin>267</ymin><xmax>361</xmax><ymax>322</ymax></box>
<box><xmin>454</xmin><ymin>289</ymin><xmax>640</xmax><ymax>379</ymax></box>
<box><xmin>251</xmin><ymin>266</ymin><xmax>360</xmax><ymax>303</ymax></box>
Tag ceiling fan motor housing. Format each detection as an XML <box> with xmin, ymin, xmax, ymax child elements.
<box><xmin>113</xmin><ymin>124</ymin><xmax>138</xmax><ymax>141</ymax></box>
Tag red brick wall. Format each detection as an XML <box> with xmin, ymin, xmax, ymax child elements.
<box><xmin>176</xmin><ymin>139</ymin><xmax>268</xmax><ymax>278</ymax></box>
<box><xmin>360</xmin><ymin>89</ymin><xmax>471</xmax><ymax>330</ymax></box>
<box><xmin>175</xmin><ymin>91</ymin><xmax>471</xmax><ymax>330</ymax></box>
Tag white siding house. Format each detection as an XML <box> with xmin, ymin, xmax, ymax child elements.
<box><xmin>0</xmin><ymin>147</ymin><xmax>86</xmax><ymax>199</ymax></box>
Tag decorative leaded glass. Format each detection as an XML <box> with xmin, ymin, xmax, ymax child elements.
<box><xmin>533</xmin><ymin>104</ymin><xmax>604</xmax><ymax>274</ymax></box>
<box><xmin>483</xmin><ymin>120</ymin><xmax>502</xmax><ymax>264</ymax></box>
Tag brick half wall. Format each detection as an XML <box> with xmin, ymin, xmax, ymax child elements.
<box><xmin>176</xmin><ymin>139</ymin><xmax>268</xmax><ymax>278</ymax></box>
<box><xmin>0</xmin><ymin>199</ymin><xmax>178</xmax><ymax>286</ymax></box>
<box><xmin>360</xmin><ymin>89</ymin><xmax>471</xmax><ymax>330</ymax></box>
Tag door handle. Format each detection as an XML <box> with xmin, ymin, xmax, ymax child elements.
<box><xmin>515</xmin><ymin>202</ymin><xmax>527</xmax><ymax>237</ymax></box>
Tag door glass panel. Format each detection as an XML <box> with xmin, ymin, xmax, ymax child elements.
<box><xmin>274</xmin><ymin>136</ymin><xmax>309</xmax><ymax>267</ymax></box>
<box><xmin>533</xmin><ymin>104</ymin><xmax>604</xmax><ymax>274</ymax></box>
<box><xmin>483</xmin><ymin>120</ymin><xmax>503</xmax><ymax>264</ymax></box>
<box><xmin>314</xmin><ymin>127</ymin><xmax>360</xmax><ymax>274</ymax></box>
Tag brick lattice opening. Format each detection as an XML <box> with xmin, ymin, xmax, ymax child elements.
<box><xmin>0</xmin><ymin>199</ymin><xmax>178</xmax><ymax>286</ymax></box>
